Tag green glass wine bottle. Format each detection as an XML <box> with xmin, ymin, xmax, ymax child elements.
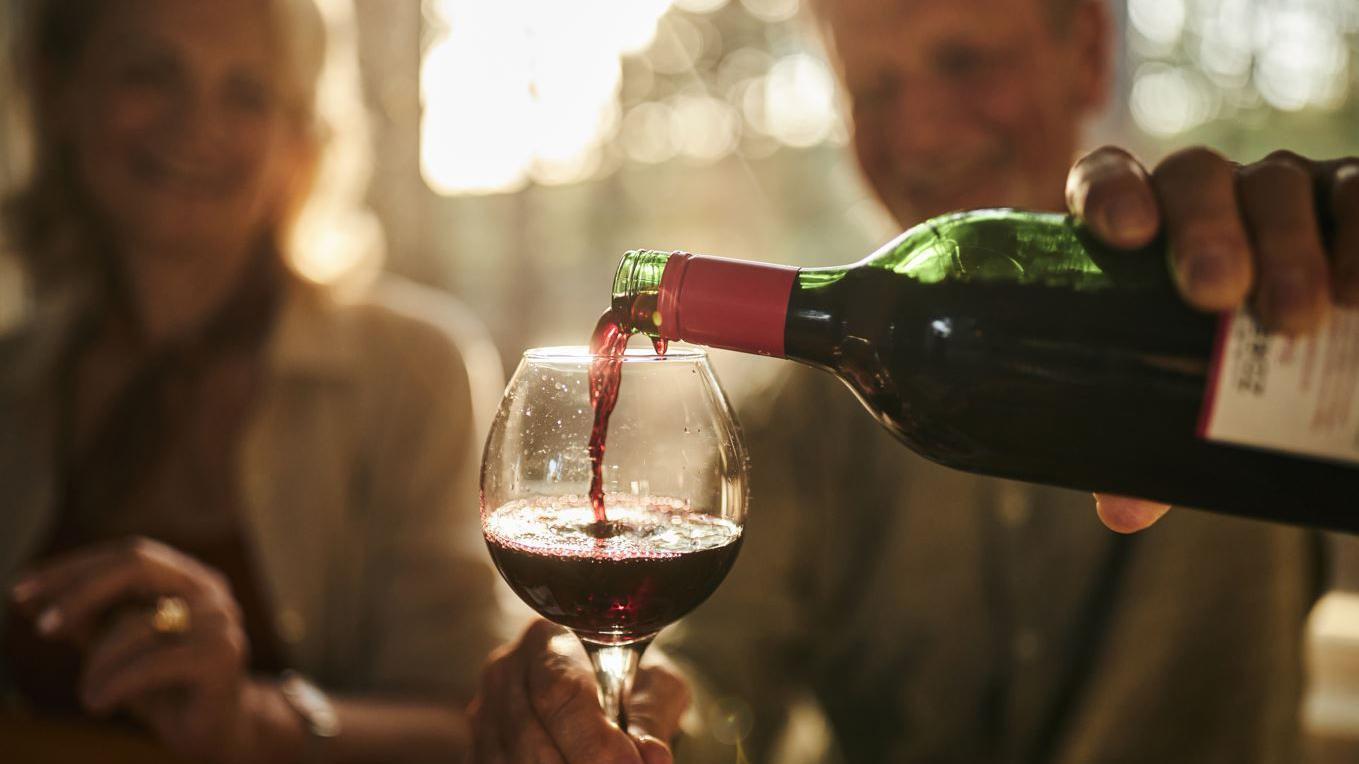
<box><xmin>611</xmin><ymin>209</ymin><xmax>1358</xmax><ymax>531</ymax></box>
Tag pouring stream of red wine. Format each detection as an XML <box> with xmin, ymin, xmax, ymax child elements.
<box><xmin>588</xmin><ymin>306</ymin><xmax>666</xmax><ymax>533</ymax></box>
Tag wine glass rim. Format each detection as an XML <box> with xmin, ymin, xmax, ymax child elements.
<box><xmin>523</xmin><ymin>345</ymin><xmax>707</xmax><ymax>362</ymax></box>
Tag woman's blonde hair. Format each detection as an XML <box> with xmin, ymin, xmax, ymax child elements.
<box><xmin>2</xmin><ymin>0</ymin><xmax>382</xmax><ymax>293</ymax></box>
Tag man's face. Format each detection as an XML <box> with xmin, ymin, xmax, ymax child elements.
<box><xmin>826</xmin><ymin>0</ymin><xmax>1106</xmax><ymax>224</ymax></box>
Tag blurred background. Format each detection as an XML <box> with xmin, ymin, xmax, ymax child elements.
<box><xmin>3</xmin><ymin>0</ymin><xmax>1357</xmax><ymax>359</ymax></box>
<box><xmin>395</xmin><ymin>0</ymin><xmax>1358</xmax><ymax>359</ymax></box>
<box><xmin>2</xmin><ymin>0</ymin><xmax>1358</xmax><ymax>757</ymax></box>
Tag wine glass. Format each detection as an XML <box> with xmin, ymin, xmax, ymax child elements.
<box><xmin>481</xmin><ymin>345</ymin><xmax>748</xmax><ymax>727</ymax></box>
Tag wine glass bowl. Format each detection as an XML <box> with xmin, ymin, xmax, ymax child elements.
<box><xmin>480</xmin><ymin>345</ymin><xmax>748</xmax><ymax>722</ymax></box>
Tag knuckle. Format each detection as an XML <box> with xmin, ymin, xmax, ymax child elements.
<box><xmin>540</xmin><ymin>648</ymin><xmax>583</xmax><ymax>678</ymax></box>
<box><xmin>132</xmin><ymin>553</ymin><xmax>160</xmax><ymax>581</ymax></box>
<box><xmin>1263</xmin><ymin>149</ymin><xmax>1310</xmax><ymax>170</ymax></box>
<box><xmin>1334</xmin><ymin>164</ymin><xmax>1359</xmax><ymax>207</ymax></box>
<box><xmin>1091</xmin><ymin>144</ymin><xmax>1136</xmax><ymax>161</ymax></box>
<box><xmin>526</xmin><ymin>619</ymin><xmax>564</xmax><ymax>643</ymax></box>
<box><xmin>1079</xmin><ymin>145</ymin><xmax>1141</xmax><ymax>176</ymax></box>
<box><xmin>1068</xmin><ymin>146</ymin><xmax>1143</xmax><ymax>204</ymax></box>
<box><xmin>203</xmin><ymin>568</ymin><xmax>233</xmax><ymax>598</ymax></box>
<box><xmin>1154</xmin><ymin>146</ymin><xmax>1232</xmax><ymax>182</ymax></box>
<box><xmin>126</xmin><ymin>539</ymin><xmax>165</xmax><ymax>569</ymax></box>
<box><xmin>485</xmin><ymin>642</ymin><xmax>514</xmax><ymax>667</ymax></box>
<box><xmin>1239</xmin><ymin>158</ymin><xmax>1312</xmax><ymax>194</ymax></box>
<box><xmin>534</xmin><ymin>670</ymin><xmax>596</xmax><ymax>722</ymax></box>
<box><xmin>122</xmin><ymin>536</ymin><xmax>156</xmax><ymax>564</ymax></box>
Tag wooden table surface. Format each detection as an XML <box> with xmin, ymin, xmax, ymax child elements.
<box><xmin>0</xmin><ymin>711</ymin><xmax>188</xmax><ymax>763</ymax></box>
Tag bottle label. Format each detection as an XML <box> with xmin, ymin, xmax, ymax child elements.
<box><xmin>1198</xmin><ymin>307</ymin><xmax>1359</xmax><ymax>466</ymax></box>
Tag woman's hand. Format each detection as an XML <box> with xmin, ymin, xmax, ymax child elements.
<box><xmin>11</xmin><ymin>537</ymin><xmax>292</xmax><ymax>763</ymax></box>
<box><xmin>1065</xmin><ymin>147</ymin><xmax>1358</xmax><ymax>532</ymax></box>
<box><xmin>466</xmin><ymin>619</ymin><xmax>690</xmax><ymax>764</ymax></box>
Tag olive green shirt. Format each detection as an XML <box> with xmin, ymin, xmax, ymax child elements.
<box><xmin>669</xmin><ymin>364</ymin><xmax>1322</xmax><ymax>763</ymax></box>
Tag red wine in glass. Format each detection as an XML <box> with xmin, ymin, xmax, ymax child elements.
<box><xmin>483</xmin><ymin>336</ymin><xmax>747</xmax><ymax>727</ymax></box>
<box><xmin>484</xmin><ymin>498</ymin><xmax>742</xmax><ymax>643</ymax></box>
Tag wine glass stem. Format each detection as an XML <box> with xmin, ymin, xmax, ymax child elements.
<box><xmin>581</xmin><ymin>636</ymin><xmax>653</xmax><ymax>729</ymax></box>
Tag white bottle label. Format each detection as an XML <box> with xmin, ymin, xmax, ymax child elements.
<box><xmin>1198</xmin><ymin>307</ymin><xmax>1359</xmax><ymax>466</ymax></box>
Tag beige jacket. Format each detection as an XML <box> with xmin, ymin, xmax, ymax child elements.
<box><xmin>0</xmin><ymin>274</ymin><xmax>505</xmax><ymax>701</ymax></box>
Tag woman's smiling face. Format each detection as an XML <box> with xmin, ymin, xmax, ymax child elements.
<box><xmin>59</xmin><ymin>0</ymin><xmax>308</xmax><ymax>259</ymax></box>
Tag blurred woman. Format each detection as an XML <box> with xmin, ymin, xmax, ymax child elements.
<box><xmin>0</xmin><ymin>0</ymin><xmax>502</xmax><ymax>761</ymax></box>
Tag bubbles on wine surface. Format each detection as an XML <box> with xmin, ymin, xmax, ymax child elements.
<box><xmin>484</xmin><ymin>497</ymin><xmax>742</xmax><ymax>559</ymax></box>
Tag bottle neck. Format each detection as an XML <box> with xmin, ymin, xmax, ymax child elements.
<box><xmin>613</xmin><ymin>251</ymin><xmax>800</xmax><ymax>357</ymax></box>
<box><xmin>782</xmin><ymin>267</ymin><xmax>853</xmax><ymax>370</ymax></box>
<box><xmin>613</xmin><ymin>210</ymin><xmax>1172</xmax><ymax>370</ymax></box>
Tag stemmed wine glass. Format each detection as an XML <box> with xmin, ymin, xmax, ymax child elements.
<box><xmin>481</xmin><ymin>345</ymin><xmax>749</xmax><ymax>727</ymax></box>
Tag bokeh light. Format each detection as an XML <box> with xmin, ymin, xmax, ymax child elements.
<box><xmin>671</xmin><ymin>94</ymin><xmax>741</xmax><ymax>162</ymax></box>
<box><xmin>420</xmin><ymin>0</ymin><xmax>840</xmax><ymax>196</ymax></box>
<box><xmin>1129</xmin><ymin>0</ymin><xmax>1186</xmax><ymax>47</ymax></box>
<box><xmin>1131</xmin><ymin>63</ymin><xmax>1217</xmax><ymax>136</ymax></box>
<box><xmin>674</xmin><ymin>0</ymin><xmax>729</xmax><ymax>14</ymax></box>
<box><xmin>1254</xmin><ymin>7</ymin><xmax>1349</xmax><ymax>111</ymax></box>
<box><xmin>420</xmin><ymin>0</ymin><xmax>671</xmax><ymax>194</ymax></box>
<box><xmin>1128</xmin><ymin>0</ymin><xmax>1355</xmax><ymax>137</ymax></box>
<box><xmin>739</xmin><ymin>0</ymin><xmax>799</xmax><ymax>24</ymax></box>
<box><xmin>761</xmin><ymin>53</ymin><xmax>838</xmax><ymax>148</ymax></box>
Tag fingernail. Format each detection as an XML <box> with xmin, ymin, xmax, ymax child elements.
<box><xmin>635</xmin><ymin>737</ymin><xmax>674</xmax><ymax>764</ymax></box>
<box><xmin>36</xmin><ymin>607</ymin><xmax>62</xmax><ymax>635</ymax></box>
<box><xmin>1186</xmin><ymin>248</ymin><xmax>1233</xmax><ymax>294</ymax></box>
<box><xmin>1104</xmin><ymin>196</ymin><xmax>1155</xmax><ymax>242</ymax></box>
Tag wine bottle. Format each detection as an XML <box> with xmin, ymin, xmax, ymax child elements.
<box><xmin>611</xmin><ymin>209</ymin><xmax>1358</xmax><ymax>531</ymax></box>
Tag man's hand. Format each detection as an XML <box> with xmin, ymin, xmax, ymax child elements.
<box><xmin>467</xmin><ymin>619</ymin><xmax>690</xmax><ymax>764</ymax></box>
<box><xmin>1065</xmin><ymin>146</ymin><xmax>1359</xmax><ymax>532</ymax></box>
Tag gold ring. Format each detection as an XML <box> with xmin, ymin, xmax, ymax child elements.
<box><xmin>151</xmin><ymin>595</ymin><xmax>191</xmax><ymax>636</ymax></box>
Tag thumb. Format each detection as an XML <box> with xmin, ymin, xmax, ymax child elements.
<box><xmin>631</xmin><ymin>733</ymin><xmax>674</xmax><ymax>764</ymax></box>
<box><xmin>1065</xmin><ymin>146</ymin><xmax>1160</xmax><ymax>249</ymax></box>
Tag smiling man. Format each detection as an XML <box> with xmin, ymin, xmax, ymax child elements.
<box><xmin>661</xmin><ymin>1</ymin><xmax>1333</xmax><ymax>761</ymax></box>
<box><xmin>464</xmin><ymin>0</ymin><xmax>1352</xmax><ymax>761</ymax></box>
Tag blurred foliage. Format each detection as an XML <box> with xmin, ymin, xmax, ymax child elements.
<box><xmin>1124</xmin><ymin>0</ymin><xmax>1359</xmax><ymax>160</ymax></box>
